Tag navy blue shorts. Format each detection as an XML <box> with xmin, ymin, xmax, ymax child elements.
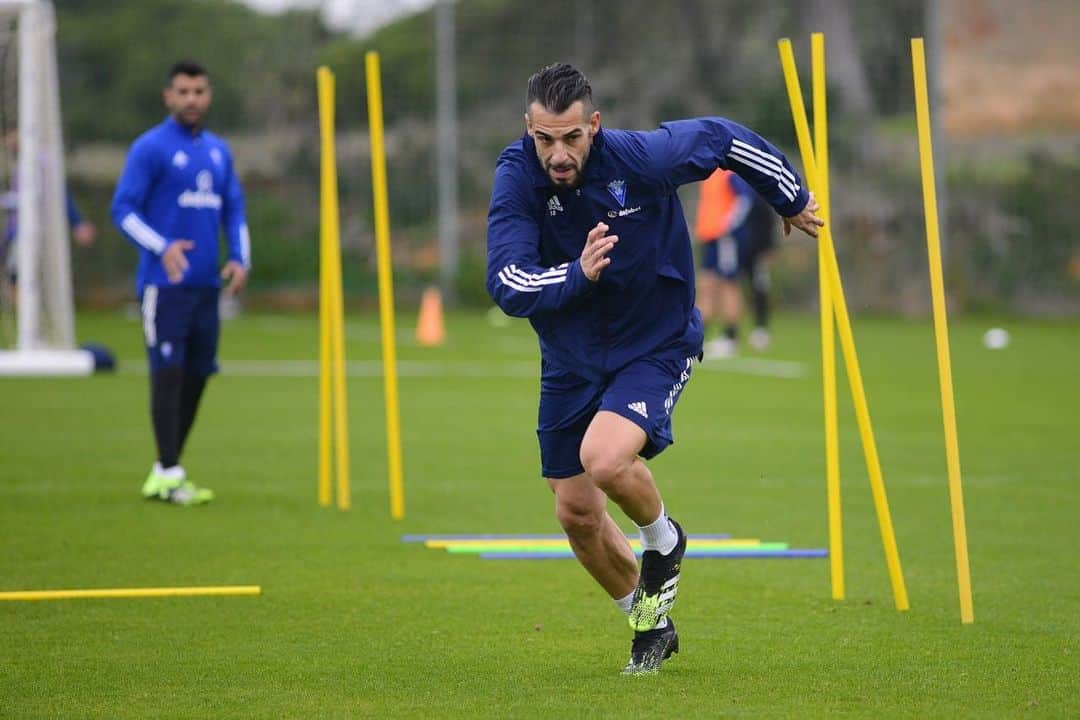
<box><xmin>140</xmin><ymin>285</ymin><xmax>220</xmax><ymax>376</ymax></box>
<box><xmin>701</xmin><ymin>223</ymin><xmax>763</xmax><ymax>281</ymax></box>
<box><xmin>537</xmin><ymin>351</ymin><xmax>698</xmax><ymax>479</ymax></box>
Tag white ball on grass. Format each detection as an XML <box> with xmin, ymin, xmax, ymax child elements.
<box><xmin>982</xmin><ymin>327</ymin><xmax>1010</xmax><ymax>350</ymax></box>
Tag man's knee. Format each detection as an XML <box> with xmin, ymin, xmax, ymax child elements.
<box><xmin>555</xmin><ymin>500</ymin><xmax>603</xmax><ymax>538</ymax></box>
<box><xmin>579</xmin><ymin>442</ymin><xmax>633</xmax><ymax>493</ymax></box>
<box><xmin>551</xmin><ymin>484</ymin><xmax>604</xmax><ymax>538</ymax></box>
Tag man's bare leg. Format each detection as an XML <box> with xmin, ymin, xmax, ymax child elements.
<box><xmin>695</xmin><ymin>270</ymin><xmax>719</xmax><ymax>330</ymax></box>
<box><xmin>719</xmin><ymin>278</ymin><xmax>742</xmax><ymax>332</ymax></box>
<box><xmin>582</xmin><ymin>411</ymin><xmax>683</xmax><ymax>621</ymax></box>
<box><xmin>579</xmin><ymin>411</ymin><xmax>664</xmax><ymax>523</ymax></box>
<box><xmin>576</xmin><ymin>410</ymin><xmax>684</xmax><ymax>672</ymax></box>
<box><xmin>548</xmin><ymin>473</ymin><xmax>637</xmax><ymax>599</ymax></box>
<box><xmin>547</xmin><ymin>411</ymin><xmax>672</xmax><ymax>599</ymax></box>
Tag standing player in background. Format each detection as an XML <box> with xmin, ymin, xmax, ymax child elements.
<box><xmin>1</xmin><ymin>127</ymin><xmax>97</xmax><ymax>306</ymax></box>
<box><xmin>694</xmin><ymin>168</ymin><xmax>777</xmax><ymax>358</ymax></box>
<box><xmin>486</xmin><ymin>63</ymin><xmax>822</xmax><ymax>674</ymax></box>
<box><xmin>111</xmin><ymin>60</ymin><xmax>251</xmax><ymax>506</ymax></box>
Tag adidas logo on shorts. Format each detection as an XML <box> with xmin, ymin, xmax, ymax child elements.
<box><xmin>627</xmin><ymin>401</ymin><xmax>648</xmax><ymax>418</ymax></box>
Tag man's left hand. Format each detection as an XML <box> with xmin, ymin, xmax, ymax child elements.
<box><xmin>220</xmin><ymin>260</ymin><xmax>248</xmax><ymax>296</ymax></box>
<box><xmin>783</xmin><ymin>191</ymin><xmax>825</xmax><ymax>238</ymax></box>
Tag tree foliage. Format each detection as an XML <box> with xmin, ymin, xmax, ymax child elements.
<box><xmin>56</xmin><ymin>0</ymin><xmax>331</xmax><ymax>142</ymax></box>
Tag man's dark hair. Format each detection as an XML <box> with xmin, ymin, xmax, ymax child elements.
<box><xmin>526</xmin><ymin>63</ymin><xmax>593</xmax><ymax>115</ymax></box>
<box><xmin>166</xmin><ymin>60</ymin><xmax>208</xmax><ymax>86</ymax></box>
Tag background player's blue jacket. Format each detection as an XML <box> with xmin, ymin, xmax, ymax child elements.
<box><xmin>486</xmin><ymin>117</ymin><xmax>808</xmax><ymax>381</ymax></box>
<box><xmin>4</xmin><ymin>188</ymin><xmax>85</xmax><ymax>243</ymax></box>
<box><xmin>111</xmin><ymin>116</ymin><xmax>250</xmax><ymax>295</ymax></box>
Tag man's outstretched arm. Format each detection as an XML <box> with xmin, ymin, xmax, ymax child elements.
<box><xmin>643</xmin><ymin>117</ymin><xmax>825</xmax><ymax>237</ymax></box>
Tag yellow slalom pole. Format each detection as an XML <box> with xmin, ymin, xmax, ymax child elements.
<box><xmin>0</xmin><ymin>586</ymin><xmax>261</xmax><ymax>601</ymax></box>
<box><xmin>326</xmin><ymin>130</ymin><xmax>351</xmax><ymax>513</ymax></box>
<box><xmin>315</xmin><ymin>66</ymin><xmax>335</xmax><ymax>508</ymax></box>
<box><xmin>779</xmin><ymin>39</ymin><xmax>909</xmax><ymax>611</ymax></box>
<box><xmin>912</xmin><ymin>38</ymin><xmax>974</xmax><ymax>624</ymax></box>
<box><xmin>365</xmin><ymin>51</ymin><xmax>406</xmax><ymax>520</ymax></box>
<box><xmin>317</xmin><ymin>66</ymin><xmax>351</xmax><ymax>511</ymax></box>
<box><xmin>330</xmin><ymin>256</ymin><xmax>351</xmax><ymax>511</ymax></box>
<box><xmin>811</xmin><ymin>32</ymin><xmax>844</xmax><ymax>602</ymax></box>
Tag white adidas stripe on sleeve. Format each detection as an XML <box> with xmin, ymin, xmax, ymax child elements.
<box><xmin>498</xmin><ymin>263</ymin><xmax>570</xmax><ymax>293</ymax></box>
<box><xmin>731</xmin><ymin>140</ymin><xmax>799</xmax><ymax>186</ymax></box>
<box><xmin>121</xmin><ymin>213</ymin><xmax>168</xmax><ymax>254</ymax></box>
<box><xmin>728</xmin><ymin>139</ymin><xmax>800</xmax><ymax>201</ymax></box>
<box><xmin>239</xmin><ymin>223</ymin><xmax>252</xmax><ymax>268</ymax></box>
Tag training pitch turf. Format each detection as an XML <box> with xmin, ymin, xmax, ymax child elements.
<box><xmin>1</xmin><ymin>310</ymin><xmax>1077</xmax><ymax>718</ymax></box>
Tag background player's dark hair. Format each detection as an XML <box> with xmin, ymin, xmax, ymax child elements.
<box><xmin>526</xmin><ymin>63</ymin><xmax>593</xmax><ymax>115</ymax></box>
<box><xmin>166</xmin><ymin>60</ymin><xmax>208</xmax><ymax>86</ymax></box>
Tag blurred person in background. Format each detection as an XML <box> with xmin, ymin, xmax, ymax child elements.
<box><xmin>111</xmin><ymin>60</ymin><xmax>251</xmax><ymax>506</ymax></box>
<box><xmin>694</xmin><ymin>168</ymin><xmax>777</xmax><ymax>358</ymax></box>
<box><xmin>486</xmin><ymin>62</ymin><xmax>822</xmax><ymax>675</ymax></box>
<box><xmin>1</xmin><ymin>127</ymin><xmax>96</xmax><ymax>305</ymax></box>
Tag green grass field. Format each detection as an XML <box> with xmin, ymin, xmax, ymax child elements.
<box><xmin>2</xmin><ymin>309</ymin><xmax>1077</xmax><ymax>718</ymax></box>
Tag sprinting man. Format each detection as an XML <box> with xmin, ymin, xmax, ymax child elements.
<box><xmin>111</xmin><ymin>60</ymin><xmax>251</xmax><ymax>506</ymax></box>
<box><xmin>486</xmin><ymin>63</ymin><xmax>821</xmax><ymax>674</ymax></box>
<box><xmin>694</xmin><ymin>168</ymin><xmax>778</xmax><ymax>358</ymax></box>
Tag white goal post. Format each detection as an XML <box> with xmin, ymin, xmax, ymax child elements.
<box><xmin>0</xmin><ymin>0</ymin><xmax>92</xmax><ymax>375</ymax></box>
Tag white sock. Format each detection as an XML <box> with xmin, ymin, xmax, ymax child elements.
<box><xmin>155</xmin><ymin>463</ymin><xmax>185</xmax><ymax>481</ymax></box>
<box><xmin>637</xmin><ymin>504</ymin><xmax>678</xmax><ymax>555</ymax></box>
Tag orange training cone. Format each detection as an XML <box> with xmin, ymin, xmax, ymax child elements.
<box><xmin>415</xmin><ymin>286</ymin><xmax>446</xmax><ymax>347</ymax></box>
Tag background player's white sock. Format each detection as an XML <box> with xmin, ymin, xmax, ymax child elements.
<box><xmin>637</xmin><ymin>504</ymin><xmax>678</xmax><ymax>555</ymax></box>
<box><xmin>152</xmin><ymin>462</ymin><xmax>185</xmax><ymax>480</ymax></box>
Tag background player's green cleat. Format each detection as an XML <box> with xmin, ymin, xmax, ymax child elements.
<box><xmin>167</xmin><ymin>481</ymin><xmax>214</xmax><ymax>505</ymax></box>
<box><xmin>141</xmin><ymin>467</ymin><xmax>175</xmax><ymax>499</ymax></box>
<box><xmin>141</xmin><ymin>465</ymin><xmax>214</xmax><ymax>506</ymax></box>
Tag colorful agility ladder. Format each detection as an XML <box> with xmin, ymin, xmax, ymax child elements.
<box><xmin>404</xmin><ymin>534</ymin><xmax>826</xmax><ymax>560</ymax></box>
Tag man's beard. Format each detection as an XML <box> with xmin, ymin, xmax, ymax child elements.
<box><xmin>548</xmin><ymin>165</ymin><xmax>579</xmax><ymax>188</ymax></box>
<box><xmin>175</xmin><ymin>108</ymin><xmax>204</xmax><ymax>129</ymax></box>
<box><xmin>547</xmin><ymin>156</ymin><xmax>586</xmax><ymax>188</ymax></box>
<box><xmin>550</xmin><ymin>142</ymin><xmax>591</xmax><ymax>187</ymax></box>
